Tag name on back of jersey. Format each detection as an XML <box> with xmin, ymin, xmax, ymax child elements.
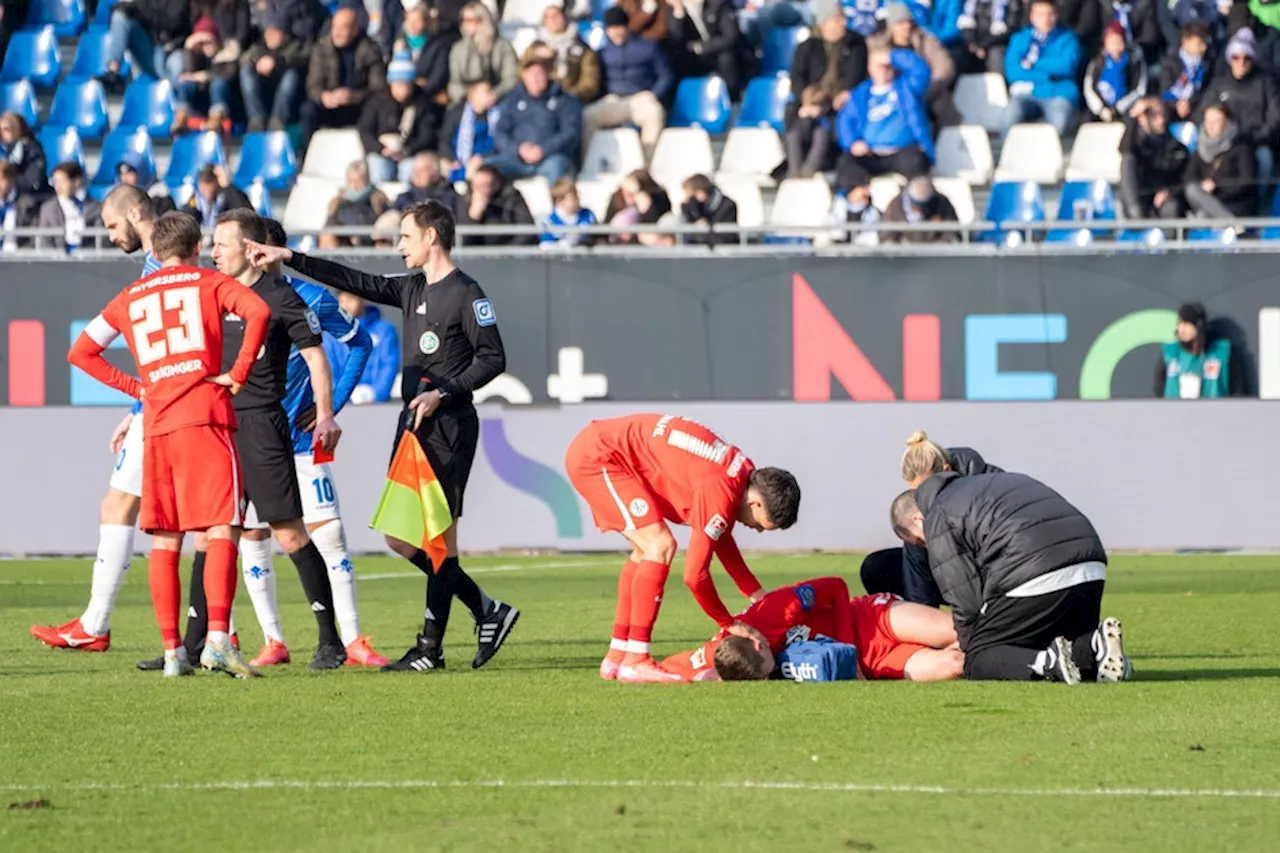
<box><xmin>130</xmin><ymin>271</ymin><xmax>201</xmax><ymax>294</ymax></box>
<box><xmin>148</xmin><ymin>357</ymin><xmax>205</xmax><ymax>383</ymax></box>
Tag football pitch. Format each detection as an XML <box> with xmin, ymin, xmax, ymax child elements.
<box><xmin>4</xmin><ymin>552</ymin><xmax>1280</xmax><ymax>852</ymax></box>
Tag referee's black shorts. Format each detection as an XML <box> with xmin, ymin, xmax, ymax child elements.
<box><xmin>235</xmin><ymin>405</ymin><xmax>303</xmax><ymax>525</ymax></box>
<box><xmin>391</xmin><ymin>406</ymin><xmax>479</xmax><ymax>518</ymax></box>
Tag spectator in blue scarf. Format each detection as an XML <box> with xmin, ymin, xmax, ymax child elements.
<box><xmin>1159</xmin><ymin>24</ymin><xmax>1210</xmax><ymax>122</ymax></box>
<box><xmin>954</xmin><ymin>0</ymin><xmax>1025</xmax><ymax>74</ymax></box>
<box><xmin>1003</xmin><ymin>0</ymin><xmax>1082</xmax><ymax>135</ymax></box>
<box><xmin>1083</xmin><ymin>21</ymin><xmax>1147</xmax><ymax>122</ymax></box>
<box><xmin>439</xmin><ymin>79</ymin><xmax>501</xmax><ymax>183</ymax></box>
<box><xmin>541</xmin><ymin>177</ymin><xmax>597</xmax><ymax>246</ymax></box>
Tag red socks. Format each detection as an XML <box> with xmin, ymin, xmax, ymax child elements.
<box><xmin>149</xmin><ymin>548</ymin><xmax>182</xmax><ymax>650</ymax></box>
<box><xmin>204</xmin><ymin>538</ymin><xmax>238</xmax><ymax>633</ymax></box>
<box><xmin>611</xmin><ymin>559</ymin><xmax>638</xmax><ymax>647</ymax></box>
<box><xmin>627</xmin><ymin>560</ymin><xmax>671</xmax><ymax>648</ymax></box>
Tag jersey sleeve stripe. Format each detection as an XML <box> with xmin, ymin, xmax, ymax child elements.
<box><xmin>83</xmin><ymin>314</ymin><xmax>120</xmax><ymax>347</ymax></box>
<box><xmin>334</xmin><ymin>317</ymin><xmax>360</xmax><ymax>344</ymax></box>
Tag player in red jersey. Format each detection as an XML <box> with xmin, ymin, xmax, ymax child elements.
<box><xmin>67</xmin><ymin>212</ymin><xmax>271</xmax><ymax>678</ymax></box>
<box><xmin>564</xmin><ymin>413</ymin><xmax>801</xmax><ymax>683</ymax></box>
<box><xmin>661</xmin><ymin>578</ymin><xmax>964</xmax><ymax>683</ymax></box>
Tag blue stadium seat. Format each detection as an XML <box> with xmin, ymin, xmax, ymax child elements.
<box><xmin>0</xmin><ymin>80</ymin><xmax>40</xmax><ymax>130</ymax></box>
<box><xmin>1171</xmin><ymin>121</ymin><xmax>1198</xmax><ymax>153</ymax></box>
<box><xmin>1117</xmin><ymin>227</ymin><xmax>1166</xmax><ymax>247</ymax></box>
<box><xmin>667</xmin><ymin>75</ymin><xmax>731</xmax><ymax>134</ymax></box>
<box><xmin>92</xmin><ymin>0</ymin><xmax>118</xmax><ymax>28</ymax></box>
<box><xmin>46</xmin><ymin>79</ymin><xmax>109</xmax><ymax>139</ymax></box>
<box><xmin>118</xmin><ymin>77</ymin><xmax>175</xmax><ymax>138</ymax></box>
<box><xmin>246</xmin><ymin>180</ymin><xmax>273</xmax><ymax>216</ymax></box>
<box><xmin>1187</xmin><ymin>228</ymin><xmax>1239</xmax><ymax>244</ymax></box>
<box><xmin>69</xmin><ymin>28</ymin><xmax>129</xmax><ymax>81</ymax></box>
<box><xmin>735</xmin><ymin>74</ymin><xmax>790</xmax><ymax>133</ymax></box>
<box><xmin>165</xmin><ymin>131</ymin><xmax>226</xmax><ymax>190</ymax></box>
<box><xmin>590</xmin><ymin>0</ymin><xmax>616</xmax><ymax>18</ymax></box>
<box><xmin>38</xmin><ymin>126</ymin><xmax>85</xmax><ymax>175</ymax></box>
<box><xmin>1047</xmin><ymin>180</ymin><xmax>1116</xmax><ymax>240</ymax></box>
<box><xmin>28</xmin><ymin>0</ymin><xmax>87</xmax><ymax>37</ymax></box>
<box><xmin>1043</xmin><ymin>228</ymin><xmax>1093</xmax><ymax>246</ymax></box>
<box><xmin>233</xmin><ymin>131</ymin><xmax>298</xmax><ymax>191</ymax></box>
<box><xmin>1262</xmin><ymin>193</ymin><xmax>1280</xmax><ymax>239</ymax></box>
<box><xmin>980</xmin><ymin>181</ymin><xmax>1044</xmax><ymax>242</ymax></box>
<box><xmin>0</xmin><ymin>26</ymin><xmax>62</xmax><ymax>89</ymax></box>
<box><xmin>761</xmin><ymin>27</ymin><xmax>806</xmax><ymax>75</ymax></box>
<box><xmin>90</xmin><ymin>126</ymin><xmax>154</xmax><ymax>199</ymax></box>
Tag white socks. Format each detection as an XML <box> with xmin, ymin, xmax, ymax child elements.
<box><xmin>311</xmin><ymin>520</ymin><xmax>359</xmax><ymax>646</ymax></box>
<box><xmin>80</xmin><ymin>524</ymin><xmax>135</xmax><ymax>636</ymax></box>
<box><xmin>239</xmin><ymin>536</ymin><xmax>283</xmax><ymax>644</ymax></box>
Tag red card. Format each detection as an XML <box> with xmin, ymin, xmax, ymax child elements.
<box><xmin>313</xmin><ymin>437</ymin><xmax>334</xmax><ymax>464</ymax></box>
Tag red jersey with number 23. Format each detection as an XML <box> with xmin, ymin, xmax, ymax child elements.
<box><xmin>71</xmin><ymin>266</ymin><xmax>269</xmax><ymax>436</ymax></box>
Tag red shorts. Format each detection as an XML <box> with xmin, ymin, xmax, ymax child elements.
<box><xmin>849</xmin><ymin>593</ymin><xmax>929</xmax><ymax>680</ymax></box>
<box><xmin>141</xmin><ymin>424</ymin><xmax>245</xmax><ymax>533</ymax></box>
<box><xmin>565</xmin><ymin>430</ymin><xmax>661</xmax><ymax>531</ymax></box>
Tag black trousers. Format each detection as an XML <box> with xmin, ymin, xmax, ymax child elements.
<box><xmin>860</xmin><ymin>546</ymin><xmax>944</xmax><ymax>607</ymax></box>
<box><xmin>964</xmin><ymin>581</ymin><xmax>1104</xmax><ymax>681</ymax></box>
<box><xmin>836</xmin><ymin>145</ymin><xmax>930</xmax><ymax>193</ymax></box>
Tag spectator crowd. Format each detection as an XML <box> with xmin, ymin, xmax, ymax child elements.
<box><xmin>5</xmin><ymin>0</ymin><xmax>1280</xmax><ymax>246</ymax></box>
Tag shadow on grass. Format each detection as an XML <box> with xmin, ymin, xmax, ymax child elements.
<box><xmin>1136</xmin><ymin>668</ymin><xmax>1280</xmax><ymax>681</ymax></box>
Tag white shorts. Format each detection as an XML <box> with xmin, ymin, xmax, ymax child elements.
<box><xmin>108</xmin><ymin>413</ymin><xmax>145</xmax><ymax>498</ymax></box>
<box><xmin>243</xmin><ymin>454</ymin><xmax>342</xmax><ymax>530</ymax></box>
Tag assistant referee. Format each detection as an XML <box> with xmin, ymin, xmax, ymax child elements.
<box><xmin>243</xmin><ymin>200</ymin><xmax>520</xmax><ymax>672</ymax></box>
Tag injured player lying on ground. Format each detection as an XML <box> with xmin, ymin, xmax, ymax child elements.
<box><xmin>661</xmin><ymin>577</ymin><xmax>965</xmax><ymax>683</ymax></box>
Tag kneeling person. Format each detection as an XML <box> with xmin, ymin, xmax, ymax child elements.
<box><xmin>664</xmin><ymin>578</ymin><xmax>964</xmax><ymax>682</ymax></box>
<box><xmin>890</xmin><ymin>472</ymin><xmax>1131</xmax><ymax>684</ymax></box>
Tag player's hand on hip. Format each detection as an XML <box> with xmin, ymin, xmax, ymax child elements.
<box><xmin>243</xmin><ymin>240</ymin><xmax>291</xmax><ymax>268</ymax></box>
<box><xmin>314</xmin><ymin>416</ymin><xmax>342</xmax><ymax>454</ymax></box>
<box><xmin>207</xmin><ymin>373</ymin><xmax>243</xmax><ymax>395</ymax></box>
<box><xmin>110</xmin><ymin>412</ymin><xmax>134</xmax><ymax>453</ymax></box>
<box><xmin>409</xmin><ymin>389</ymin><xmax>443</xmax><ymax>430</ymax></box>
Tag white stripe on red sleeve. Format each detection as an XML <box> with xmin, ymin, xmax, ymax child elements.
<box><xmin>83</xmin><ymin>314</ymin><xmax>120</xmax><ymax>347</ymax></box>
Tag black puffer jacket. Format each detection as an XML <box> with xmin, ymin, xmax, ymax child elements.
<box><xmin>945</xmin><ymin>446</ymin><xmax>1002</xmax><ymax>477</ymax></box>
<box><xmin>916</xmin><ymin>471</ymin><xmax>1105</xmax><ymax>647</ymax></box>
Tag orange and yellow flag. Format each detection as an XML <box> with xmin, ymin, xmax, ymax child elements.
<box><xmin>370</xmin><ymin>431</ymin><xmax>452</xmax><ymax>572</ymax></box>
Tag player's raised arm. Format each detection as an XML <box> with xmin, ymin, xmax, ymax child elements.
<box><xmin>712</xmin><ymin>534</ymin><xmax>764</xmax><ymax>602</ymax></box>
<box><xmin>438</xmin><ymin>280</ymin><xmax>506</xmax><ymax>397</ymax></box>
<box><xmin>67</xmin><ymin>309</ymin><xmax>142</xmax><ymax>399</ymax></box>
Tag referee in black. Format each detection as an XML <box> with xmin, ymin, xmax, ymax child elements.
<box><xmin>243</xmin><ymin>200</ymin><xmax>520</xmax><ymax>672</ymax></box>
<box><xmin>213</xmin><ymin>209</ymin><xmax>348</xmax><ymax>670</ymax></box>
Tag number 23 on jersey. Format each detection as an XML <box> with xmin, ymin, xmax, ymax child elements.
<box><xmin>129</xmin><ymin>287</ymin><xmax>205</xmax><ymax>367</ymax></box>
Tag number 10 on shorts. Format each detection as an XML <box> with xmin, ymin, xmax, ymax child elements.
<box><xmin>311</xmin><ymin>477</ymin><xmax>335</xmax><ymax>505</ymax></box>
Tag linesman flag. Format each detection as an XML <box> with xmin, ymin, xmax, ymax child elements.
<box><xmin>370</xmin><ymin>431</ymin><xmax>452</xmax><ymax>572</ymax></box>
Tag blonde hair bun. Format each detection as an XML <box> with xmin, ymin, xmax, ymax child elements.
<box><xmin>906</xmin><ymin>430</ymin><xmax>929</xmax><ymax>447</ymax></box>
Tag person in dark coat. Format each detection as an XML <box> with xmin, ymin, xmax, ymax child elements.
<box><xmin>785</xmin><ymin>2</ymin><xmax>867</xmax><ymax>178</ymax></box>
<box><xmin>300</xmin><ymin>6</ymin><xmax>387</xmax><ymax>152</ymax></box>
<box><xmin>0</xmin><ymin>112</ymin><xmax>48</xmax><ymax>198</ymax></box>
<box><xmin>881</xmin><ymin>176</ymin><xmax>960</xmax><ymax>243</ymax></box>
<box><xmin>861</xmin><ymin>431</ymin><xmax>1000</xmax><ymax>605</ymax></box>
<box><xmin>890</xmin><ymin>471</ymin><xmax>1132</xmax><ymax>684</ymax></box>
<box><xmin>362</xmin><ymin>55</ymin><xmax>441</xmax><ymax>184</ymax></box>
<box><xmin>661</xmin><ymin>0</ymin><xmax>752</xmax><ymax>100</ymax></box>
<box><xmin>678</xmin><ymin>173</ymin><xmax>738</xmax><ymax>246</ymax></box>
<box><xmin>1196</xmin><ymin>29</ymin><xmax>1280</xmax><ymax>197</ymax></box>
<box><xmin>487</xmin><ymin>54</ymin><xmax>582</xmax><ymax>185</ymax></box>
<box><xmin>1184</xmin><ymin>102</ymin><xmax>1257</xmax><ymax>218</ymax></box>
<box><xmin>453</xmin><ymin>164</ymin><xmax>537</xmax><ymax>246</ymax></box>
<box><xmin>1119</xmin><ymin>96</ymin><xmax>1189</xmax><ymax>219</ymax></box>
<box><xmin>392</xmin><ymin>152</ymin><xmax>460</xmax><ymax>211</ymax></box>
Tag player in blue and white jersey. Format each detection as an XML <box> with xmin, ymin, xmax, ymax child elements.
<box><xmin>236</xmin><ymin>218</ymin><xmax>386</xmax><ymax>667</ymax></box>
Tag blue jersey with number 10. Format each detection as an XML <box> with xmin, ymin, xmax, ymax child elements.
<box><xmin>284</xmin><ymin>276</ymin><xmax>373</xmax><ymax>455</ymax></box>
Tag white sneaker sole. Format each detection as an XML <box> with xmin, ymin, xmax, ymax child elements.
<box><xmin>1052</xmin><ymin>636</ymin><xmax>1082</xmax><ymax>685</ymax></box>
<box><xmin>1096</xmin><ymin>617</ymin><xmax>1132</xmax><ymax>683</ymax></box>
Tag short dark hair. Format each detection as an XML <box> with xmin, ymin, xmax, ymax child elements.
<box><xmin>890</xmin><ymin>489</ymin><xmax>920</xmax><ymax>539</ymax></box>
<box><xmin>1181</xmin><ymin>23</ymin><xmax>1209</xmax><ymax>41</ymax></box>
<box><xmin>215</xmin><ymin>207</ymin><xmax>268</xmax><ymax>244</ymax></box>
<box><xmin>682</xmin><ymin>174</ymin><xmax>713</xmax><ymax>195</ymax></box>
<box><xmin>53</xmin><ymin>161</ymin><xmax>84</xmax><ymax>183</ymax></box>
<box><xmin>150</xmin><ymin>211</ymin><xmax>203</xmax><ymax>262</ymax></box>
<box><xmin>714</xmin><ymin>635</ymin><xmax>769</xmax><ymax>681</ymax></box>
<box><xmin>402</xmin><ymin>199</ymin><xmax>456</xmax><ymax>252</ymax></box>
<box><xmin>262</xmin><ymin>217</ymin><xmax>287</xmax><ymax>248</ymax></box>
<box><xmin>105</xmin><ymin>183</ymin><xmax>156</xmax><ymax>220</ymax></box>
<box><xmin>196</xmin><ymin>165</ymin><xmax>219</xmax><ymax>186</ymax></box>
<box><xmin>749</xmin><ymin>467</ymin><xmax>801</xmax><ymax>529</ymax></box>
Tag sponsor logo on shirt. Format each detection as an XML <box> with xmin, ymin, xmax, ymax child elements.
<box><xmin>148</xmin><ymin>358</ymin><xmax>205</xmax><ymax>382</ymax></box>
<box><xmin>704</xmin><ymin>513</ymin><xmax>729</xmax><ymax>541</ymax></box>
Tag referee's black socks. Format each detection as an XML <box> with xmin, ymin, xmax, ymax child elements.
<box><xmin>289</xmin><ymin>541</ymin><xmax>340</xmax><ymax>645</ymax></box>
<box><xmin>182</xmin><ymin>550</ymin><xmax>208</xmax><ymax>659</ymax></box>
<box><xmin>410</xmin><ymin>552</ymin><xmax>491</xmax><ymax>641</ymax></box>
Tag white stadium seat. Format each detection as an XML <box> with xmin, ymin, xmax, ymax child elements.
<box><xmin>714</xmin><ymin>175</ymin><xmax>764</xmax><ymax>232</ymax></box>
<box><xmin>300</xmin><ymin>128</ymin><xmax>365</xmax><ymax>181</ymax></box>
<box><xmin>1065</xmin><ymin>121</ymin><xmax>1126</xmax><ymax>184</ymax></box>
<box><xmin>579</xmin><ymin>127</ymin><xmax>645</xmax><ymax>180</ymax></box>
<box><xmin>717</xmin><ymin>127</ymin><xmax>784</xmax><ymax>184</ymax></box>
<box><xmin>501</xmin><ymin>0</ymin><xmax>555</xmax><ymax>26</ymax></box>
<box><xmin>513</xmin><ymin>175</ymin><xmax>553</xmax><ymax>221</ymax></box>
<box><xmin>933</xmin><ymin>125</ymin><xmax>994</xmax><ymax>185</ymax></box>
<box><xmin>932</xmin><ymin>177</ymin><xmax>976</xmax><ymax>224</ymax></box>
<box><xmin>509</xmin><ymin>25</ymin><xmax>539</xmax><ymax>58</ymax></box>
<box><xmin>574</xmin><ymin>177</ymin><xmax>620</xmax><ymax>220</ymax></box>
<box><xmin>283</xmin><ymin>176</ymin><xmax>340</xmax><ymax>235</ymax></box>
<box><xmin>954</xmin><ymin>73</ymin><xmax>1010</xmax><ymax>132</ymax></box>
<box><xmin>870</xmin><ymin>174</ymin><xmax>905</xmax><ymax>211</ymax></box>
<box><xmin>649</xmin><ymin>127</ymin><xmax>715</xmax><ymax>186</ymax></box>
<box><xmin>769</xmin><ymin>177</ymin><xmax>832</xmax><ymax>237</ymax></box>
<box><xmin>994</xmin><ymin>123</ymin><xmax>1064</xmax><ymax>183</ymax></box>
<box><xmin>377</xmin><ymin>181</ymin><xmax>407</xmax><ymax>202</ymax></box>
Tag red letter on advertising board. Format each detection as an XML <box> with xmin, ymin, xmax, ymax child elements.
<box><xmin>792</xmin><ymin>273</ymin><xmax>895</xmax><ymax>401</ymax></box>
<box><xmin>903</xmin><ymin>314</ymin><xmax>940</xmax><ymax>401</ymax></box>
<box><xmin>8</xmin><ymin>320</ymin><xmax>45</xmax><ymax>406</ymax></box>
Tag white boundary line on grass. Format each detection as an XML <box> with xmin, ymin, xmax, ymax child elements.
<box><xmin>2</xmin><ymin>779</ymin><xmax>1278</xmax><ymax>800</ymax></box>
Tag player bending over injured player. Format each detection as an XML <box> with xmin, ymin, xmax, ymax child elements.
<box><xmin>662</xmin><ymin>577</ymin><xmax>964</xmax><ymax>682</ymax></box>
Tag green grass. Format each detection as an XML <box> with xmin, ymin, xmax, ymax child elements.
<box><xmin>3</xmin><ymin>553</ymin><xmax>1280</xmax><ymax>852</ymax></box>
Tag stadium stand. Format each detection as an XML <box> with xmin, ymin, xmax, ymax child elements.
<box><xmin>0</xmin><ymin>80</ymin><xmax>40</xmax><ymax>130</ymax></box>
<box><xmin>1</xmin><ymin>26</ymin><xmax>61</xmax><ymax>89</ymax></box>
<box><xmin>46</xmin><ymin>78</ymin><xmax>109</xmax><ymax>140</ymax></box>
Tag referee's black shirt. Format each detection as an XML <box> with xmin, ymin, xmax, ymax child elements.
<box><xmin>221</xmin><ymin>272</ymin><xmax>323</xmax><ymax>410</ymax></box>
<box><xmin>286</xmin><ymin>253</ymin><xmax>505</xmax><ymax>407</ymax></box>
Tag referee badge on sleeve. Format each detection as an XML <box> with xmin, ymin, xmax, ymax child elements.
<box><xmin>473</xmin><ymin>298</ymin><xmax>497</xmax><ymax>327</ymax></box>
<box><xmin>305</xmin><ymin>309</ymin><xmax>322</xmax><ymax>335</ymax></box>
